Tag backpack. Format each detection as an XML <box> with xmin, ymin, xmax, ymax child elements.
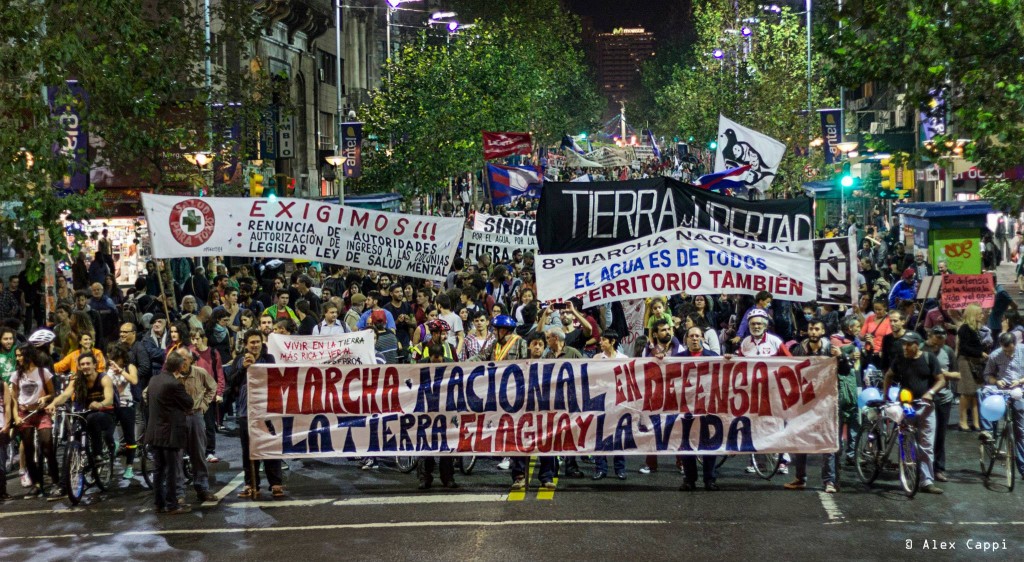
<box><xmin>120</xmin><ymin>295</ymin><xmax>143</xmax><ymax>330</ymax></box>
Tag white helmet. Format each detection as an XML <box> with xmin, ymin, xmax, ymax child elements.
<box><xmin>28</xmin><ymin>329</ymin><xmax>56</xmax><ymax>347</ymax></box>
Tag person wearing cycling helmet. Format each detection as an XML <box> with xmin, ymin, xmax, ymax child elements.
<box><xmin>416</xmin><ymin>341</ymin><xmax>459</xmax><ymax>490</ymax></box>
<box><xmin>737</xmin><ymin>309</ymin><xmax>791</xmax><ymax>358</ymax></box>
<box><xmin>412</xmin><ymin>319</ymin><xmax>456</xmax><ymax>363</ymax></box>
<box><xmin>470</xmin><ymin>315</ymin><xmax>528</xmax><ymax>362</ymax></box>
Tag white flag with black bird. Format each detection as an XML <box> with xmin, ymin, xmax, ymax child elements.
<box><xmin>714</xmin><ymin>114</ymin><xmax>787</xmax><ymax>193</ymax></box>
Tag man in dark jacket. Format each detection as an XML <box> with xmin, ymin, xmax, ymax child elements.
<box><xmin>145</xmin><ymin>352</ymin><xmax>194</xmax><ymax>514</ymax></box>
<box><xmin>225</xmin><ymin>329</ymin><xmax>280</xmax><ymax>498</ymax></box>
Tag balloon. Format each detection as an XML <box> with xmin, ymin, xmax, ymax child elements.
<box><xmin>899</xmin><ymin>388</ymin><xmax>914</xmax><ymax>404</ymax></box>
<box><xmin>888</xmin><ymin>385</ymin><xmax>901</xmax><ymax>401</ymax></box>
<box><xmin>980</xmin><ymin>395</ymin><xmax>1007</xmax><ymax>422</ymax></box>
<box><xmin>858</xmin><ymin>387</ymin><xmax>882</xmax><ymax>409</ymax></box>
<box><xmin>1011</xmin><ymin>387</ymin><xmax>1023</xmax><ymax>401</ymax></box>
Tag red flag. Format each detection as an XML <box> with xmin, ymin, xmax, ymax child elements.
<box><xmin>482</xmin><ymin>131</ymin><xmax>532</xmax><ymax>160</ymax></box>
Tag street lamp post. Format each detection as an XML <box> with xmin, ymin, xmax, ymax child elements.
<box><xmin>184</xmin><ymin>151</ymin><xmax>213</xmax><ymax>195</ymax></box>
<box><xmin>325</xmin><ymin>154</ymin><xmax>346</xmax><ymax>203</ymax></box>
<box><xmin>386</xmin><ymin>0</ymin><xmax>422</xmax><ymax>64</ymax></box>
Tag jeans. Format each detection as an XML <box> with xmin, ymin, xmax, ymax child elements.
<box><xmin>153</xmin><ymin>446</ymin><xmax>181</xmax><ymax>510</ymax></box>
<box><xmin>0</xmin><ymin>432</ymin><xmax>9</xmax><ymax>496</ymax></box>
<box><xmin>238</xmin><ymin>416</ymin><xmax>282</xmax><ymax>489</ymax></box>
<box><xmin>417</xmin><ymin>457</ymin><xmax>455</xmax><ymax>484</ymax></box>
<box><xmin>511</xmin><ymin>457</ymin><xmax>557</xmax><ymax>483</ymax></box>
<box><xmin>681</xmin><ymin>455</ymin><xmax>718</xmax><ymax>484</ymax></box>
<box><xmin>792</xmin><ymin>453</ymin><xmax>836</xmax><ymax>485</ymax></box>
<box><xmin>203</xmin><ymin>405</ymin><xmax>217</xmax><ymax>456</ymax></box>
<box><xmin>594</xmin><ymin>455</ymin><xmax>625</xmax><ymax>476</ymax></box>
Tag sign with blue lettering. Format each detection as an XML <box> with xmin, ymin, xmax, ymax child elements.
<box><xmin>245</xmin><ymin>357</ymin><xmax>838</xmax><ymax>459</ymax></box>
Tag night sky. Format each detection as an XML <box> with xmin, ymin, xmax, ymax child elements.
<box><xmin>565</xmin><ymin>0</ymin><xmax>675</xmax><ymax>32</ymax></box>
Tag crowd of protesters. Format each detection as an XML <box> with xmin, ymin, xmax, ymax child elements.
<box><xmin>2</xmin><ymin>203</ymin><xmax>1024</xmax><ymax>509</ymax></box>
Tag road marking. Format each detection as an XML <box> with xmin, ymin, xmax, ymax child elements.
<box><xmin>536</xmin><ymin>477</ymin><xmax>559</xmax><ymax>500</ymax></box>
<box><xmin>0</xmin><ymin>507</ymin><xmax>125</xmax><ymax>519</ymax></box>
<box><xmin>816</xmin><ymin>492</ymin><xmax>845</xmax><ymax>522</ymax></box>
<box><xmin>205</xmin><ymin>472</ymin><xmax>245</xmax><ymax>506</ymax></box>
<box><xmin>330</xmin><ymin>493</ymin><xmax>508</xmax><ymax>507</ymax></box>
<box><xmin>0</xmin><ymin>519</ymin><xmax>669</xmax><ymax>541</ymax></box>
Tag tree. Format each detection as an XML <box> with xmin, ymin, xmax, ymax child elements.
<box><xmin>816</xmin><ymin>1</ymin><xmax>1024</xmax><ymax>208</ymax></box>
<box><xmin>351</xmin><ymin>1</ymin><xmax>602</xmax><ymax>198</ymax></box>
<box><xmin>654</xmin><ymin>1</ymin><xmax>835</xmax><ymax>195</ymax></box>
<box><xmin>0</xmin><ymin>1</ymin><xmax>276</xmax><ymax>278</ymax></box>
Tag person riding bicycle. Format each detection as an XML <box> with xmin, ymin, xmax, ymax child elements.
<box><xmin>735</xmin><ymin>308</ymin><xmax>791</xmax><ymax>475</ymax></box>
<box><xmin>980</xmin><ymin>332</ymin><xmax>1024</xmax><ymax>478</ymax></box>
<box><xmin>415</xmin><ymin>341</ymin><xmax>458</xmax><ymax>491</ymax></box>
<box><xmin>47</xmin><ymin>353</ymin><xmax>117</xmax><ymax>466</ymax></box>
<box><xmin>882</xmin><ymin>331</ymin><xmax>946</xmax><ymax>494</ymax></box>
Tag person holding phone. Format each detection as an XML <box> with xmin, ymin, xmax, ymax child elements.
<box><xmin>224</xmin><ymin>329</ymin><xmax>279</xmax><ymax>499</ymax></box>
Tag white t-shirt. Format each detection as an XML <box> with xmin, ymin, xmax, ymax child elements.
<box><xmin>11</xmin><ymin>368</ymin><xmax>54</xmax><ymax>407</ymax></box>
<box><xmin>595</xmin><ymin>351</ymin><xmax>628</xmax><ymax>359</ymax></box>
<box><xmin>439</xmin><ymin>311</ymin><xmax>464</xmax><ymax>348</ymax></box>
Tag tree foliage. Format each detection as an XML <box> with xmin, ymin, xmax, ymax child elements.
<box><xmin>654</xmin><ymin>1</ymin><xmax>836</xmax><ymax>195</ymax></box>
<box><xmin>0</xmin><ymin>0</ymin><xmax>274</xmax><ymax>278</ymax></box>
<box><xmin>351</xmin><ymin>1</ymin><xmax>602</xmax><ymax>197</ymax></box>
<box><xmin>817</xmin><ymin>0</ymin><xmax>1024</xmax><ymax>206</ymax></box>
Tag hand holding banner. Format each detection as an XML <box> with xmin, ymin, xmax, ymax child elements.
<box><xmin>268</xmin><ymin>330</ymin><xmax>376</xmax><ymax>365</ymax></box>
<box><xmin>940</xmin><ymin>274</ymin><xmax>995</xmax><ymax>309</ymax></box>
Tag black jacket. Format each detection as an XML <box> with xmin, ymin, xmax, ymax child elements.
<box><xmin>145</xmin><ymin>371</ymin><xmax>194</xmax><ymax>449</ymax></box>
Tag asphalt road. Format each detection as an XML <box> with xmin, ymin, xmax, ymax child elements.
<box><xmin>1</xmin><ymin>414</ymin><xmax>1021</xmax><ymax>562</ymax></box>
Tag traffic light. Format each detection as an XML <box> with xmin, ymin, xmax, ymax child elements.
<box><xmin>265</xmin><ymin>175</ymin><xmax>278</xmax><ymax>202</ymax></box>
<box><xmin>579</xmin><ymin>132</ymin><xmax>587</xmax><ymax>140</ymax></box>
<box><xmin>838</xmin><ymin>162</ymin><xmax>853</xmax><ymax>188</ymax></box>
<box><xmin>708</xmin><ymin>140</ymin><xmax>718</xmax><ymax>150</ymax></box>
<box><xmin>880</xmin><ymin>157</ymin><xmax>897</xmax><ymax>192</ymax></box>
<box><xmin>249</xmin><ymin>173</ymin><xmax>264</xmax><ymax>197</ymax></box>
<box><xmin>275</xmin><ymin>174</ymin><xmax>295</xmax><ymax>197</ymax></box>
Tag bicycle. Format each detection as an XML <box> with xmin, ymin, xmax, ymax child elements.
<box><xmin>139</xmin><ymin>441</ymin><xmax>193</xmax><ymax>489</ymax></box>
<box><xmin>854</xmin><ymin>397</ymin><xmax>926</xmax><ymax>497</ymax></box>
<box><xmin>978</xmin><ymin>387</ymin><xmax>1020</xmax><ymax>491</ymax></box>
<box><xmin>62</xmin><ymin>411</ymin><xmax>116</xmax><ymax>505</ymax></box>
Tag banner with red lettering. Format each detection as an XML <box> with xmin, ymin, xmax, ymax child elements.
<box><xmin>482</xmin><ymin>131</ymin><xmax>533</xmax><ymax>160</ymax></box>
<box><xmin>940</xmin><ymin>274</ymin><xmax>995</xmax><ymax>309</ymax></box>
<box><xmin>267</xmin><ymin>331</ymin><xmax>376</xmax><ymax>365</ymax></box>
<box><xmin>142</xmin><ymin>193</ymin><xmax>463</xmax><ymax>281</ymax></box>
<box><xmin>535</xmin><ymin>226</ymin><xmax>815</xmax><ymax>306</ymax></box>
<box><xmin>246</xmin><ymin>356</ymin><xmax>838</xmax><ymax>459</ymax></box>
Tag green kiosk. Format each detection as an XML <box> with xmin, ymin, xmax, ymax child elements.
<box><xmin>895</xmin><ymin>201</ymin><xmax>993</xmax><ymax>275</ymax></box>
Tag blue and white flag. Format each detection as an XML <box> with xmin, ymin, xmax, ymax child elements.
<box><xmin>645</xmin><ymin>129</ymin><xmax>661</xmax><ymax>159</ymax></box>
<box><xmin>560</xmin><ymin>135</ymin><xmax>586</xmax><ymax>155</ymax></box>
<box><xmin>487</xmin><ymin>163</ymin><xmax>543</xmax><ymax>205</ymax></box>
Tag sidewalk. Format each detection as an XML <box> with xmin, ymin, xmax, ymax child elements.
<box><xmin>994</xmin><ymin>262</ymin><xmax>1024</xmax><ymax>309</ymax></box>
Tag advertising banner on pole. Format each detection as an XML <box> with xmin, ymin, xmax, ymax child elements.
<box><xmin>246</xmin><ymin>356</ymin><xmax>838</xmax><ymax>459</ymax></box>
<box><xmin>142</xmin><ymin>193</ymin><xmax>463</xmax><ymax>281</ymax></box>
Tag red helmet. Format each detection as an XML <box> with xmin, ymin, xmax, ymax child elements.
<box><xmin>427</xmin><ymin>319</ymin><xmax>451</xmax><ymax>333</ymax></box>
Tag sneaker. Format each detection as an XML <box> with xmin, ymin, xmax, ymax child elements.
<box><xmin>281</xmin><ymin>461</ymin><xmax>290</xmax><ymax>471</ymax></box>
<box><xmin>237</xmin><ymin>486</ymin><xmax>257</xmax><ymax>499</ymax></box>
<box><xmin>164</xmin><ymin>506</ymin><xmax>192</xmax><ymax>515</ymax></box>
<box><xmin>824</xmin><ymin>482</ymin><xmax>838</xmax><ymax>494</ymax></box>
<box><xmin>541</xmin><ymin>481</ymin><xmax>557</xmax><ymax>490</ymax></box>
<box><xmin>206</xmin><ymin>454</ymin><xmax>220</xmax><ymax>464</ymax></box>
<box><xmin>783</xmin><ymin>479</ymin><xmax>806</xmax><ymax>490</ymax></box>
<box><xmin>511</xmin><ymin>477</ymin><xmax>526</xmax><ymax>490</ymax></box>
<box><xmin>778</xmin><ymin>464</ymin><xmax>789</xmax><ymax>475</ymax></box>
<box><xmin>496</xmin><ymin>457</ymin><xmax>511</xmax><ymax>470</ymax></box>
<box><xmin>745</xmin><ymin>465</ymin><xmax>757</xmax><ymax>474</ymax></box>
<box><xmin>921</xmin><ymin>483</ymin><xmax>944</xmax><ymax>494</ymax></box>
<box><xmin>361</xmin><ymin>458</ymin><xmax>378</xmax><ymax>470</ymax></box>
<box><xmin>20</xmin><ymin>473</ymin><xmax>30</xmax><ymax>488</ymax></box>
<box><xmin>24</xmin><ymin>486</ymin><xmax>43</xmax><ymax>499</ymax></box>
<box><xmin>48</xmin><ymin>487</ymin><xmax>65</xmax><ymax>500</ymax></box>
<box><xmin>638</xmin><ymin>466</ymin><xmax>652</xmax><ymax>474</ymax></box>
<box><xmin>197</xmin><ymin>490</ymin><xmax>218</xmax><ymax>502</ymax></box>
<box><xmin>271</xmin><ymin>485</ymin><xmax>285</xmax><ymax>498</ymax></box>
<box><xmin>679</xmin><ymin>481</ymin><xmax>696</xmax><ymax>491</ymax></box>
<box><xmin>123</xmin><ymin>466</ymin><xmax>135</xmax><ymax>480</ymax></box>
<box><xmin>978</xmin><ymin>431</ymin><xmax>994</xmax><ymax>443</ymax></box>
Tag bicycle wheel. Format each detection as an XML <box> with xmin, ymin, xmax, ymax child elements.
<box><xmin>459</xmin><ymin>456</ymin><xmax>477</xmax><ymax>475</ymax></box>
<box><xmin>4</xmin><ymin>439</ymin><xmax>17</xmax><ymax>474</ymax></box>
<box><xmin>1003</xmin><ymin>426</ymin><xmax>1016</xmax><ymax>491</ymax></box>
<box><xmin>752</xmin><ymin>453</ymin><xmax>780</xmax><ymax>480</ymax></box>
<box><xmin>93</xmin><ymin>444</ymin><xmax>115</xmax><ymax>491</ymax></box>
<box><xmin>980</xmin><ymin>437</ymin><xmax>997</xmax><ymax>477</ymax></box>
<box><xmin>140</xmin><ymin>443</ymin><xmax>155</xmax><ymax>490</ymax></box>
<box><xmin>395</xmin><ymin>456</ymin><xmax>418</xmax><ymax>473</ymax></box>
<box><xmin>855</xmin><ymin>421</ymin><xmax>884</xmax><ymax>485</ymax></box>
<box><xmin>64</xmin><ymin>441</ymin><xmax>88</xmax><ymax>506</ymax></box>
<box><xmin>898</xmin><ymin>433</ymin><xmax>921</xmax><ymax>498</ymax></box>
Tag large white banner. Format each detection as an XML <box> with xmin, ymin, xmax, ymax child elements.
<box><xmin>472</xmin><ymin>212</ymin><xmax>536</xmax><ymax>237</ymax></box>
<box><xmin>142</xmin><ymin>193</ymin><xmax>463</xmax><ymax>281</ymax></box>
<box><xmin>535</xmin><ymin>226</ymin><xmax>815</xmax><ymax>306</ymax></box>
<box><xmin>714</xmin><ymin>114</ymin><xmax>787</xmax><ymax>193</ymax></box>
<box><xmin>246</xmin><ymin>356</ymin><xmax>838</xmax><ymax>459</ymax></box>
<box><xmin>267</xmin><ymin>330</ymin><xmax>376</xmax><ymax>365</ymax></box>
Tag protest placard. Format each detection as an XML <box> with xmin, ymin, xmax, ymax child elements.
<box><xmin>142</xmin><ymin>193</ymin><xmax>463</xmax><ymax>281</ymax></box>
<box><xmin>940</xmin><ymin>274</ymin><xmax>995</xmax><ymax>309</ymax></box>
<box><xmin>267</xmin><ymin>330</ymin><xmax>376</xmax><ymax>365</ymax></box>
<box><xmin>246</xmin><ymin>356</ymin><xmax>838</xmax><ymax>459</ymax></box>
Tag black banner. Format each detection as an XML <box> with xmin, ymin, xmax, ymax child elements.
<box><xmin>536</xmin><ymin>177</ymin><xmax>813</xmax><ymax>254</ymax></box>
<box><xmin>813</xmin><ymin>236</ymin><xmax>858</xmax><ymax>306</ymax></box>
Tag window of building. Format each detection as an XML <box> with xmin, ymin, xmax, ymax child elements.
<box><xmin>320</xmin><ymin>50</ymin><xmax>337</xmax><ymax>84</ymax></box>
<box><xmin>319</xmin><ymin>112</ymin><xmax>335</xmax><ymax>150</ymax></box>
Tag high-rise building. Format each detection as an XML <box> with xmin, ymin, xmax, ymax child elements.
<box><xmin>593</xmin><ymin>27</ymin><xmax>655</xmax><ymax>102</ymax></box>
